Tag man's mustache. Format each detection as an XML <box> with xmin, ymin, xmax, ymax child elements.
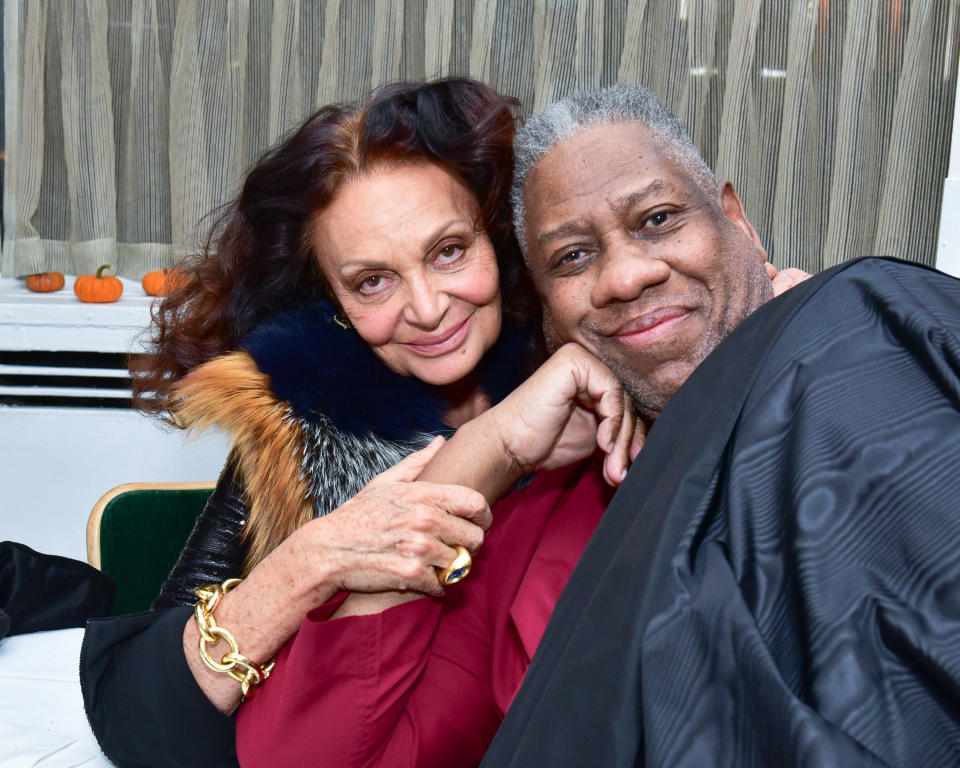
<box><xmin>581</xmin><ymin>290</ymin><xmax>704</xmax><ymax>337</ymax></box>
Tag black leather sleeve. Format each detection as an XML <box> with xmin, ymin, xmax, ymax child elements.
<box><xmin>81</xmin><ymin>453</ymin><xmax>248</xmax><ymax>768</ymax></box>
<box><xmin>152</xmin><ymin>451</ymin><xmax>250</xmax><ymax>610</ymax></box>
<box><xmin>81</xmin><ymin>606</ymin><xmax>239</xmax><ymax>768</ymax></box>
<box><xmin>0</xmin><ymin>541</ymin><xmax>116</xmax><ymax>637</ymax></box>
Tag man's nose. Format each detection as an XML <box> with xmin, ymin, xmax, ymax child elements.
<box><xmin>403</xmin><ymin>274</ymin><xmax>447</xmax><ymax>329</ymax></box>
<box><xmin>590</xmin><ymin>240</ymin><xmax>670</xmax><ymax>307</ymax></box>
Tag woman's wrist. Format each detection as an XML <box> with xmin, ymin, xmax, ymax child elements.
<box><xmin>182</xmin><ymin>527</ymin><xmax>342</xmax><ymax>713</ymax></box>
<box><xmin>279</xmin><ymin>519</ymin><xmax>344</xmax><ymax>605</ymax></box>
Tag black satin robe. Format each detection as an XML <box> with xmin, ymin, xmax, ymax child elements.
<box><xmin>482</xmin><ymin>258</ymin><xmax>960</xmax><ymax>767</ymax></box>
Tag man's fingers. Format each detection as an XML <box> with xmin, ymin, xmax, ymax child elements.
<box><xmin>603</xmin><ymin>395</ymin><xmax>635</xmax><ymax>486</ymax></box>
<box><xmin>374</xmin><ymin>435</ymin><xmax>446</xmax><ymax>484</ymax></box>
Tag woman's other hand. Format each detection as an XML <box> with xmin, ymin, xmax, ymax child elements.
<box><xmin>302</xmin><ymin>436</ymin><xmax>490</xmax><ymax>599</ymax></box>
<box><xmin>186</xmin><ymin>438</ymin><xmax>491</xmax><ymax>705</ymax></box>
<box><xmin>765</xmin><ymin>263</ymin><xmax>812</xmax><ymax>296</ymax></box>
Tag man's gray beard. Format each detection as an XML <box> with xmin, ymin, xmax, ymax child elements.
<box><xmin>601</xmin><ymin>328</ymin><xmax>724</xmax><ymax>422</ymax></box>
<box><xmin>543</xmin><ymin>256</ymin><xmax>773</xmax><ymax>422</ymax></box>
<box><xmin>620</xmin><ymin>259</ymin><xmax>772</xmax><ymax>419</ymax></box>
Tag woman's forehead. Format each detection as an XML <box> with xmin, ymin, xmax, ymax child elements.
<box><xmin>311</xmin><ymin>163</ymin><xmax>481</xmax><ymax>271</ymax></box>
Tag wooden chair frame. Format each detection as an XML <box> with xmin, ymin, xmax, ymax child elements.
<box><xmin>86</xmin><ymin>481</ymin><xmax>216</xmax><ymax>569</ymax></box>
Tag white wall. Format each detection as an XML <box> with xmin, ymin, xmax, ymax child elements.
<box><xmin>0</xmin><ymin>276</ymin><xmax>231</xmax><ymax>562</ymax></box>
<box><xmin>0</xmin><ymin>407</ymin><xmax>230</xmax><ymax>562</ymax></box>
<box><xmin>937</xmin><ymin>70</ymin><xmax>960</xmax><ymax>276</ymax></box>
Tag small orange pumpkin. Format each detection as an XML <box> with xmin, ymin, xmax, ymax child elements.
<box><xmin>141</xmin><ymin>268</ymin><xmax>187</xmax><ymax>297</ymax></box>
<box><xmin>74</xmin><ymin>264</ymin><xmax>124</xmax><ymax>303</ymax></box>
<box><xmin>25</xmin><ymin>272</ymin><xmax>65</xmax><ymax>293</ymax></box>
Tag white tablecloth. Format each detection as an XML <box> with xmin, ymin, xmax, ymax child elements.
<box><xmin>0</xmin><ymin>628</ymin><xmax>112</xmax><ymax>767</ymax></box>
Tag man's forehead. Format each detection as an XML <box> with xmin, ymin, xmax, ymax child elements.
<box><xmin>523</xmin><ymin>123</ymin><xmax>702</xmax><ymax>239</ymax></box>
<box><xmin>531</xmin><ymin>121</ymin><xmax>661</xmax><ymax>183</ymax></box>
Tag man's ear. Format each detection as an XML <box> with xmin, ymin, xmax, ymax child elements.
<box><xmin>720</xmin><ymin>181</ymin><xmax>767</xmax><ymax>262</ymax></box>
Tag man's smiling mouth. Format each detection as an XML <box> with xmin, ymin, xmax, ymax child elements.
<box><xmin>609</xmin><ymin>307</ymin><xmax>693</xmax><ymax>346</ymax></box>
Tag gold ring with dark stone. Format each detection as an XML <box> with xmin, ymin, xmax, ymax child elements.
<box><xmin>437</xmin><ymin>545</ymin><xmax>472</xmax><ymax>585</ymax></box>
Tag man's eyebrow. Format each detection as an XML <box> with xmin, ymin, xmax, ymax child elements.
<box><xmin>611</xmin><ymin>180</ymin><xmax>667</xmax><ymax>215</ymax></box>
<box><xmin>535</xmin><ymin>179</ymin><xmax>672</xmax><ymax>247</ymax></box>
<box><xmin>536</xmin><ymin>219</ymin><xmax>592</xmax><ymax>247</ymax></box>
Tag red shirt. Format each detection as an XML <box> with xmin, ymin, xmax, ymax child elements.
<box><xmin>236</xmin><ymin>457</ymin><xmax>613</xmax><ymax>768</ymax></box>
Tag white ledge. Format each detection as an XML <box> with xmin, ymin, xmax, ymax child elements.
<box><xmin>0</xmin><ymin>276</ymin><xmax>156</xmax><ymax>352</ymax></box>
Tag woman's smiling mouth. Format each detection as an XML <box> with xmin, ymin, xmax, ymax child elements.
<box><xmin>405</xmin><ymin>315</ymin><xmax>473</xmax><ymax>357</ymax></box>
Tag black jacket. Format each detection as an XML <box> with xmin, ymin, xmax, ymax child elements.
<box><xmin>482</xmin><ymin>258</ymin><xmax>960</xmax><ymax>767</ymax></box>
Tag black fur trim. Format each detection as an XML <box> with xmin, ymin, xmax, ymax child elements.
<box><xmin>240</xmin><ymin>299</ymin><xmax>532</xmax><ymax>441</ymax></box>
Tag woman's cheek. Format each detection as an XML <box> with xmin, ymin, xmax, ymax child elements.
<box><xmin>462</xmin><ymin>256</ymin><xmax>500</xmax><ymax>309</ymax></box>
<box><xmin>349</xmin><ymin>306</ymin><xmax>401</xmax><ymax>347</ymax></box>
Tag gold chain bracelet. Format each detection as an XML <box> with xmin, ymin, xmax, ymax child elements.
<box><xmin>194</xmin><ymin>578</ymin><xmax>276</xmax><ymax>699</ymax></box>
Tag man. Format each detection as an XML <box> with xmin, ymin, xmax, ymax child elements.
<box><xmin>481</xmin><ymin>85</ymin><xmax>960</xmax><ymax>766</ymax></box>
<box><xmin>511</xmin><ymin>85</ymin><xmax>797</xmax><ymax>425</ymax></box>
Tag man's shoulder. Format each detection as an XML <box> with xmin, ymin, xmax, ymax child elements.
<box><xmin>713</xmin><ymin>257</ymin><xmax>959</xmax><ymax>372</ymax></box>
<box><xmin>654</xmin><ymin>255</ymin><xmax>960</xmax><ymax>503</ymax></box>
<box><xmin>786</xmin><ymin>256</ymin><xmax>958</xmax><ymax>309</ymax></box>
<box><xmin>768</xmin><ymin>256</ymin><xmax>960</xmax><ymax>344</ymax></box>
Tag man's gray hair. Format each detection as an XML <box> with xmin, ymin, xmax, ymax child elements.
<box><xmin>511</xmin><ymin>84</ymin><xmax>719</xmax><ymax>255</ymax></box>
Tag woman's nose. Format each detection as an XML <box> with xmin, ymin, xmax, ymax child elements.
<box><xmin>403</xmin><ymin>275</ymin><xmax>448</xmax><ymax>329</ymax></box>
<box><xmin>590</xmin><ymin>240</ymin><xmax>671</xmax><ymax>307</ymax></box>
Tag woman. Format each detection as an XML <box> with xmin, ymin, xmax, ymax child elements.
<box><xmin>81</xmin><ymin>78</ymin><xmax>633</xmax><ymax>767</ymax></box>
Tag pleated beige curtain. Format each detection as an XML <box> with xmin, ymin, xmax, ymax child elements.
<box><xmin>3</xmin><ymin>0</ymin><xmax>958</xmax><ymax>279</ymax></box>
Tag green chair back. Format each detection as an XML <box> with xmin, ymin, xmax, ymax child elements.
<box><xmin>88</xmin><ymin>484</ymin><xmax>214</xmax><ymax>615</ymax></box>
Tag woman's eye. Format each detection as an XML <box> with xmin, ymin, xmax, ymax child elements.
<box><xmin>435</xmin><ymin>244</ymin><xmax>464</xmax><ymax>264</ymax></box>
<box><xmin>358</xmin><ymin>274</ymin><xmax>387</xmax><ymax>295</ymax></box>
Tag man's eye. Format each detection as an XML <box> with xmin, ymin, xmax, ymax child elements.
<box><xmin>644</xmin><ymin>211</ymin><xmax>671</xmax><ymax>228</ymax></box>
<box><xmin>550</xmin><ymin>248</ymin><xmax>591</xmax><ymax>275</ymax></box>
<box><xmin>559</xmin><ymin>249</ymin><xmax>586</xmax><ymax>265</ymax></box>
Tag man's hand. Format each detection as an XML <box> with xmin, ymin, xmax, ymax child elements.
<box><xmin>480</xmin><ymin>343</ymin><xmax>641</xmax><ymax>487</ymax></box>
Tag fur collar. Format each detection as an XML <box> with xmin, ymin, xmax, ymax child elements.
<box><xmin>172</xmin><ymin>298</ymin><xmax>533</xmax><ymax>569</ymax></box>
<box><xmin>240</xmin><ymin>298</ymin><xmax>531</xmax><ymax>440</ymax></box>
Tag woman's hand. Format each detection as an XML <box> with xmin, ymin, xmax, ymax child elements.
<box><xmin>300</xmin><ymin>436</ymin><xmax>491</xmax><ymax>599</ymax></box>
<box><xmin>765</xmin><ymin>263</ymin><xmax>812</xmax><ymax>296</ymax></box>
<box><xmin>481</xmin><ymin>343</ymin><xmax>640</xmax><ymax>487</ymax></box>
<box><xmin>184</xmin><ymin>438</ymin><xmax>491</xmax><ymax>711</ymax></box>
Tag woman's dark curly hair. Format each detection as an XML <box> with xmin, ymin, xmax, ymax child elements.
<box><xmin>134</xmin><ymin>78</ymin><xmax>533</xmax><ymax>417</ymax></box>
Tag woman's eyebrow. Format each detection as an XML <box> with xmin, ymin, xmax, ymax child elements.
<box><xmin>336</xmin><ymin>218</ymin><xmax>470</xmax><ymax>276</ymax></box>
<box><xmin>337</xmin><ymin>258</ymin><xmax>390</xmax><ymax>276</ymax></box>
<box><xmin>419</xmin><ymin>218</ymin><xmax>467</xmax><ymax>252</ymax></box>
